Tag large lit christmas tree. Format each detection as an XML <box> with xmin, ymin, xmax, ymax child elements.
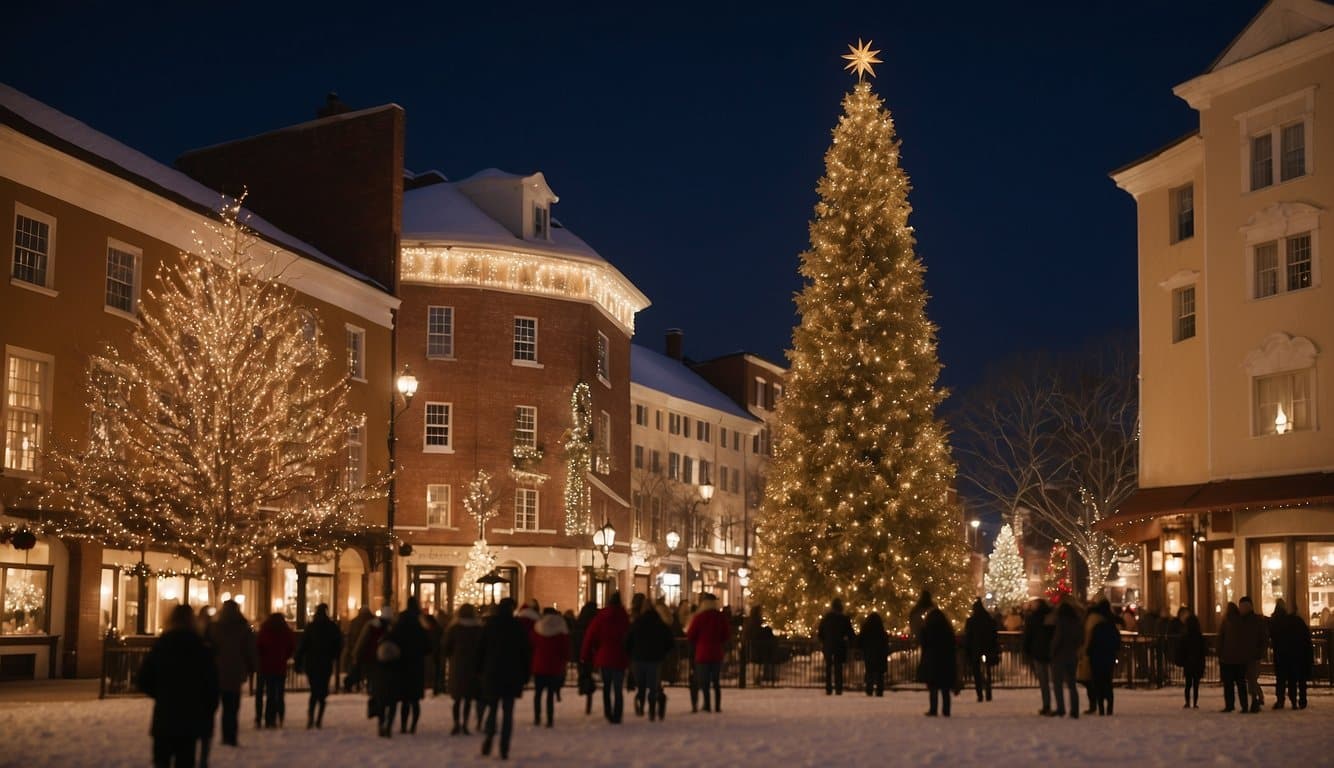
<box><xmin>750</xmin><ymin>42</ymin><xmax>969</xmax><ymax>635</ymax></box>
<box><xmin>985</xmin><ymin>523</ymin><xmax>1029</xmax><ymax>611</ymax></box>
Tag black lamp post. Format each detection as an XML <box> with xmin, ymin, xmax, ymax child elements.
<box><xmin>383</xmin><ymin>365</ymin><xmax>418</xmax><ymax>608</ymax></box>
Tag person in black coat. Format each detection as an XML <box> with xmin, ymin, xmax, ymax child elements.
<box><xmin>572</xmin><ymin>601</ymin><xmax>599</xmax><ymax>715</ymax></box>
<box><xmin>964</xmin><ymin>599</ymin><xmax>1000</xmax><ymax>703</ymax></box>
<box><xmin>1270</xmin><ymin>599</ymin><xmax>1313</xmax><ymax>709</ymax></box>
<box><xmin>1087</xmin><ymin>600</ymin><xmax>1122</xmax><ymax>716</ymax></box>
<box><xmin>626</xmin><ymin>605</ymin><xmax>675</xmax><ymax>721</ymax></box>
<box><xmin>917</xmin><ymin>607</ymin><xmax>957</xmax><ymax>717</ymax></box>
<box><xmin>817</xmin><ymin>598</ymin><xmax>856</xmax><ymax>695</ymax></box>
<box><xmin>857</xmin><ymin>612</ymin><xmax>890</xmax><ymax>697</ymax></box>
<box><xmin>477</xmin><ymin>597</ymin><xmax>531</xmax><ymax>760</ymax></box>
<box><xmin>1022</xmin><ymin>599</ymin><xmax>1055</xmax><ymax>715</ymax></box>
<box><xmin>443</xmin><ymin>604</ymin><xmax>484</xmax><ymax>735</ymax></box>
<box><xmin>139</xmin><ymin>604</ymin><xmax>218</xmax><ymax>768</ymax></box>
<box><xmin>386</xmin><ymin>598</ymin><xmax>430</xmax><ymax>735</ymax></box>
<box><xmin>294</xmin><ymin>603</ymin><xmax>342</xmax><ymax>729</ymax></box>
<box><xmin>1174</xmin><ymin>612</ymin><xmax>1206</xmax><ymax>708</ymax></box>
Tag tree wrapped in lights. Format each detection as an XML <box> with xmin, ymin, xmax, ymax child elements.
<box><xmin>457</xmin><ymin>470</ymin><xmax>501</xmax><ymax>606</ymax></box>
<box><xmin>1044</xmin><ymin>542</ymin><xmax>1073</xmax><ymax>604</ymax></box>
<box><xmin>563</xmin><ymin>383</ymin><xmax>594</xmax><ymax>536</ymax></box>
<box><xmin>985</xmin><ymin>523</ymin><xmax>1029</xmax><ymax>611</ymax></box>
<box><xmin>41</xmin><ymin>199</ymin><xmax>383</xmax><ymax>592</ymax></box>
<box><xmin>750</xmin><ymin>73</ymin><xmax>969</xmax><ymax>636</ymax></box>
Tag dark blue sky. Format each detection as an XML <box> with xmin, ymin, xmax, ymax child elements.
<box><xmin>3</xmin><ymin>2</ymin><xmax>1260</xmax><ymax>392</ymax></box>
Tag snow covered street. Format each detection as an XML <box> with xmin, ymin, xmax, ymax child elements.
<box><xmin>2</xmin><ymin>686</ymin><xmax>1330</xmax><ymax>767</ymax></box>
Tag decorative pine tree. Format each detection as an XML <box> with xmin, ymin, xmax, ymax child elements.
<box><xmin>40</xmin><ymin>199</ymin><xmax>383</xmax><ymax>593</ymax></box>
<box><xmin>457</xmin><ymin>470</ymin><xmax>501</xmax><ymax>606</ymax></box>
<box><xmin>750</xmin><ymin>45</ymin><xmax>970</xmax><ymax>635</ymax></box>
<box><xmin>985</xmin><ymin>523</ymin><xmax>1029</xmax><ymax>611</ymax></box>
<box><xmin>563</xmin><ymin>382</ymin><xmax>594</xmax><ymax>536</ymax></box>
<box><xmin>1044</xmin><ymin>542</ymin><xmax>1074</xmax><ymax>604</ymax></box>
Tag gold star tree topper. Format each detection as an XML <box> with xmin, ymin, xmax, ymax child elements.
<box><xmin>842</xmin><ymin>39</ymin><xmax>883</xmax><ymax>80</ymax></box>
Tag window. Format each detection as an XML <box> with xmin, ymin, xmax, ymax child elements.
<box><xmin>1251</xmin><ymin>134</ymin><xmax>1273</xmax><ymax>191</ymax></box>
<box><xmin>632</xmin><ymin>492</ymin><xmax>644</xmax><ymax>539</ymax></box>
<box><xmin>668</xmin><ymin>452</ymin><xmax>680</xmax><ymax>480</ymax></box>
<box><xmin>732</xmin><ymin>468</ymin><xmax>741</xmax><ymax>494</ymax></box>
<box><xmin>697</xmin><ymin>422</ymin><xmax>710</xmax><ymax>443</ymax></box>
<box><xmin>650</xmin><ymin>497</ymin><xmax>662</xmax><ymax>541</ymax></box>
<box><xmin>669</xmin><ymin>413</ymin><xmax>681</xmax><ymax>435</ymax></box>
<box><xmin>345</xmin><ymin>325</ymin><xmax>365</xmax><ymax>379</ymax></box>
<box><xmin>105</xmin><ymin>241</ymin><xmax>139</xmax><ymax>315</ymax></box>
<box><xmin>345</xmin><ymin>417</ymin><xmax>365</xmax><ymax>490</ymax></box>
<box><xmin>754</xmin><ymin>378</ymin><xmax>766</xmax><ymax>408</ymax></box>
<box><xmin>733</xmin><ymin>432</ymin><xmax>740</xmax><ymax>451</ymax></box>
<box><xmin>1172</xmin><ymin>286</ymin><xmax>1196</xmax><ymax>343</ymax></box>
<box><xmin>597</xmin><ymin>411</ymin><xmax>612</xmax><ymax>473</ymax></box>
<box><xmin>655</xmin><ymin>410</ymin><xmax>663</xmax><ymax>430</ymax></box>
<box><xmin>12</xmin><ymin>206</ymin><xmax>54</xmax><ymax>289</ymax></box>
<box><xmin>596</xmin><ymin>332</ymin><xmax>610</xmax><ymax>382</ymax></box>
<box><xmin>719</xmin><ymin>427</ymin><xmax>727</xmax><ymax>447</ymax></box>
<box><xmin>1171</xmin><ymin>185</ymin><xmax>1194</xmax><ymax>243</ymax></box>
<box><xmin>682</xmin><ymin>417</ymin><xmax>691</xmax><ymax>438</ymax></box>
<box><xmin>633</xmin><ymin>444</ymin><xmax>644</xmax><ymax>469</ymax></box>
<box><xmin>635</xmin><ymin>404</ymin><xmax>648</xmax><ymax>427</ymax></box>
<box><xmin>1280</xmin><ymin>122</ymin><xmax>1306</xmax><ymax>182</ymax></box>
<box><xmin>514</xmin><ymin>405</ymin><xmax>537</xmax><ymax>448</ymax></box>
<box><xmin>3</xmin><ymin>350</ymin><xmax>50</xmax><ymax>474</ymax></box>
<box><xmin>773</xmin><ymin>383</ymin><xmax>784</xmax><ymax>402</ymax></box>
<box><xmin>427</xmin><ymin>306</ymin><xmax>454</xmax><ymax>358</ymax></box>
<box><xmin>699</xmin><ymin>460</ymin><xmax>712</xmax><ymax>486</ymax></box>
<box><xmin>1286</xmin><ymin>234</ymin><xmax>1312</xmax><ymax>292</ymax></box>
<box><xmin>533</xmin><ymin>204</ymin><xmax>549</xmax><ymax>239</ymax></box>
<box><xmin>513</xmin><ymin>317</ymin><xmax>537</xmax><ymax>362</ymax></box>
<box><xmin>650</xmin><ymin>450</ymin><xmax>661</xmax><ymax>474</ymax></box>
<box><xmin>1</xmin><ymin>565</ymin><xmax>50</xmax><ymax>635</ymax></box>
<box><xmin>1254</xmin><ymin>369</ymin><xmax>1313</xmax><ymax>436</ymax></box>
<box><xmin>682</xmin><ymin>456</ymin><xmax>694</xmax><ymax>484</ymax></box>
<box><xmin>515</xmin><ymin>489</ymin><xmax>539</xmax><ymax>531</ymax></box>
<box><xmin>298</xmin><ymin>309</ymin><xmax>318</xmax><ymax>345</ymax></box>
<box><xmin>1254</xmin><ymin>242</ymin><xmax>1279</xmax><ymax>298</ymax></box>
<box><xmin>424</xmin><ymin>402</ymin><xmax>452</xmax><ymax>451</ymax></box>
<box><xmin>427</xmin><ymin>484</ymin><xmax>451</xmax><ymax>528</ymax></box>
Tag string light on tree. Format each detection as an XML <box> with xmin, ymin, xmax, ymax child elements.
<box><xmin>749</xmin><ymin>43</ymin><xmax>969</xmax><ymax>635</ymax></box>
<box><xmin>985</xmin><ymin>523</ymin><xmax>1028</xmax><ymax>611</ymax></box>
<box><xmin>1044</xmin><ymin>542</ymin><xmax>1073</xmax><ymax>604</ymax></box>
<box><xmin>456</xmin><ymin>470</ymin><xmax>501</xmax><ymax>606</ymax></box>
<box><xmin>563</xmin><ymin>383</ymin><xmax>594</xmax><ymax>537</ymax></box>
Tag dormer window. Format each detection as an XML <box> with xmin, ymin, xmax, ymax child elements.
<box><xmin>533</xmin><ymin>204</ymin><xmax>549</xmax><ymax>240</ymax></box>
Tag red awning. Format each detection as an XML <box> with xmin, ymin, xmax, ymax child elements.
<box><xmin>1096</xmin><ymin>472</ymin><xmax>1334</xmax><ymax>532</ymax></box>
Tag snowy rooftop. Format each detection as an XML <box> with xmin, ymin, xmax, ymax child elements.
<box><xmin>0</xmin><ymin>82</ymin><xmax>380</xmax><ymax>288</ymax></box>
<box><xmin>631</xmin><ymin>345</ymin><xmax>759</xmax><ymax>423</ymax></box>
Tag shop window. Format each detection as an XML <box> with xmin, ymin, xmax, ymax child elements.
<box><xmin>1212</xmin><ymin>547</ymin><xmax>1236</xmax><ymax>621</ymax></box>
<box><xmin>1</xmin><ymin>565</ymin><xmax>50</xmax><ymax>635</ymax></box>
<box><xmin>1302</xmin><ymin>541</ymin><xmax>1334</xmax><ymax>627</ymax></box>
<box><xmin>1257</xmin><ymin>542</ymin><xmax>1286</xmax><ymax>617</ymax></box>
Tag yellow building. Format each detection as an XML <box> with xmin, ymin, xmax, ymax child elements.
<box><xmin>1103</xmin><ymin>0</ymin><xmax>1334</xmax><ymax>629</ymax></box>
<box><xmin>0</xmin><ymin>85</ymin><xmax>398</xmax><ymax>677</ymax></box>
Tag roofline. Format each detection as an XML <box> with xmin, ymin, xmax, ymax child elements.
<box><xmin>1206</xmin><ymin>0</ymin><xmax>1275</xmax><ymax>72</ymax></box>
<box><xmin>1108</xmin><ymin>130</ymin><xmax>1200</xmax><ymax>179</ymax></box>
<box><xmin>628</xmin><ymin>381</ymin><xmax>764</xmax><ymax>428</ymax></box>
<box><xmin>176</xmin><ymin>103</ymin><xmax>405</xmax><ymax>161</ymax></box>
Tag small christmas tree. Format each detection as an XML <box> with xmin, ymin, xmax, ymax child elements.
<box><xmin>456</xmin><ymin>470</ymin><xmax>501</xmax><ymax>606</ymax></box>
<box><xmin>985</xmin><ymin>523</ymin><xmax>1029</xmax><ymax>611</ymax></box>
<box><xmin>1044</xmin><ymin>542</ymin><xmax>1073</xmax><ymax>604</ymax></box>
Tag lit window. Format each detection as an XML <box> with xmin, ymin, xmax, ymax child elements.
<box><xmin>424</xmin><ymin>402</ymin><xmax>452</xmax><ymax>451</ymax></box>
<box><xmin>1251</xmin><ymin>134</ymin><xmax>1273</xmax><ymax>191</ymax></box>
<box><xmin>427</xmin><ymin>306</ymin><xmax>454</xmax><ymax>358</ymax></box>
<box><xmin>754</xmin><ymin>378</ymin><xmax>766</xmax><ymax>408</ymax></box>
<box><xmin>596</xmin><ymin>332</ymin><xmax>610</xmax><ymax>382</ymax></box>
<box><xmin>3</xmin><ymin>350</ymin><xmax>50</xmax><ymax>474</ymax></box>
<box><xmin>105</xmin><ymin>241</ymin><xmax>139</xmax><ymax>315</ymax></box>
<box><xmin>12</xmin><ymin>207</ymin><xmax>54</xmax><ymax>289</ymax></box>
<box><xmin>513</xmin><ymin>317</ymin><xmax>537</xmax><ymax>362</ymax></box>
<box><xmin>346</xmin><ymin>326</ymin><xmax>365</xmax><ymax>379</ymax></box>
<box><xmin>1172</xmin><ymin>286</ymin><xmax>1195</xmax><ymax>343</ymax></box>
<box><xmin>345</xmin><ymin>416</ymin><xmax>365</xmax><ymax>490</ymax></box>
<box><xmin>1253</xmin><ymin>233</ymin><xmax>1314</xmax><ymax>298</ymax></box>
<box><xmin>515</xmin><ymin>489</ymin><xmax>539</xmax><ymax>531</ymax></box>
<box><xmin>514</xmin><ymin>405</ymin><xmax>537</xmax><ymax>448</ymax></box>
<box><xmin>1280</xmin><ymin>123</ymin><xmax>1306</xmax><ymax>182</ymax></box>
<box><xmin>1171</xmin><ymin>185</ymin><xmax>1194</xmax><ymax>243</ymax></box>
<box><xmin>1286</xmin><ymin>234</ymin><xmax>1312</xmax><ymax>292</ymax></box>
<box><xmin>427</xmin><ymin>484</ymin><xmax>451</xmax><ymax>528</ymax></box>
<box><xmin>1254</xmin><ymin>369</ymin><xmax>1313</xmax><ymax>436</ymax></box>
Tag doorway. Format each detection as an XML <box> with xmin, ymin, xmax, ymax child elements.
<box><xmin>409</xmin><ymin>566</ymin><xmax>454</xmax><ymax>617</ymax></box>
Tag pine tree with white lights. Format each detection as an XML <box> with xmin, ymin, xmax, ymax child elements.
<box><xmin>456</xmin><ymin>470</ymin><xmax>501</xmax><ymax>605</ymax></box>
<box><xmin>985</xmin><ymin>523</ymin><xmax>1029</xmax><ymax>611</ymax></box>
<box><xmin>41</xmin><ymin>199</ymin><xmax>382</xmax><ymax>591</ymax></box>
<box><xmin>750</xmin><ymin>43</ymin><xmax>970</xmax><ymax>635</ymax></box>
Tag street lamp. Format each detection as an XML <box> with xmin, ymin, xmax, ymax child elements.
<box><xmin>968</xmin><ymin>518</ymin><xmax>981</xmax><ymax>550</ymax></box>
<box><xmin>593</xmin><ymin>521</ymin><xmax>617</xmax><ymax>576</ymax></box>
<box><xmin>666</xmin><ymin>482</ymin><xmax>713</xmax><ymax>603</ymax></box>
<box><xmin>383</xmin><ymin>364</ymin><xmax>418</xmax><ymax>607</ymax></box>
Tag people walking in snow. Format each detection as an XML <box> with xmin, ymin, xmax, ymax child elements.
<box><xmin>207</xmin><ymin>599</ymin><xmax>256</xmax><ymax>747</ymax></box>
<box><xmin>139</xmin><ymin>604</ymin><xmax>218</xmax><ymax>768</ymax></box>
<box><xmin>1217</xmin><ymin>601</ymin><xmax>1250</xmax><ymax>713</ymax></box>
<box><xmin>858</xmin><ymin>612</ymin><xmax>890</xmax><ymax>697</ymax></box>
<box><xmin>294</xmin><ymin>603</ymin><xmax>342</xmax><ymax>729</ymax></box>
<box><xmin>353</xmin><ymin>608</ymin><xmax>392</xmax><ymax>736</ymax></box>
<box><xmin>386</xmin><ymin>598</ymin><xmax>429</xmax><ymax>734</ymax></box>
<box><xmin>817</xmin><ymin>597</ymin><xmax>856</xmax><ymax>695</ymax></box>
<box><xmin>964</xmin><ymin>598</ymin><xmax>1000</xmax><ymax>702</ymax></box>
<box><xmin>443</xmin><ymin>603</ymin><xmax>484</xmax><ymax>735</ymax></box>
<box><xmin>1174</xmin><ymin>611</ymin><xmax>1205</xmax><ymax>708</ymax></box>
<box><xmin>1022</xmin><ymin>598</ymin><xmax>1055</xmax><ymax>715</ymax></box>
<box><xmin>627</xmin><ymin>599</ymin><xmax>675</xmax><ymax>721</ymax></box>
<box><xmin>1238</xmin><ymin>596</ymin><xmax>1268</xmax><ymax>712</ymax></box>
<box><xmin>1084</xmin><ymin>599</ymin><xmax>1121</xmax><ymax>715</ymax></box>
<box><xmin>255</xmin><ymin>612</ymin><xmax>295</xmax><ymax>728</ymax></box>
<box><xmin>1270</xmin><ymin>599</ymin><xmax>1313</xmax><ymax>709</ymax></box>
<box><xmin>343</xmin><ymin>605</ymin><xmax>373</xmax><ymax>691</ymax></box>
<box><xmin>572</xmin><ymin>601</ymin><xmax>600</xmax><ymax>715</ymax></box>
<box><xmin>530</xmin><ymin>607</ymin><xmax>570</xmax><ymax>727</ymax></box>
<box><xmin>686</xmin><ymin>592</ymin><xmax>730</xmax><ymax>713</ymax></box>
<box><xmin>477</xmin><ymin>597</ymin><xmax>531</xmax><ymax>759</ymax></box>
<box><xmin>581</xmin><ymin>592</ymin><xmax>630</xmax><ymax>723</ymax></box>
<box><xmin>1049</xmin><ymin>599</ymin><xmax>1083</xmax><ymax>718</ymax></box>
<box><xmin>917</xmin><ymin>607</ymin><xmax>958</xmax><ymax>717</ymax></box>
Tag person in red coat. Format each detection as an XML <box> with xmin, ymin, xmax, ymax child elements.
<box><xmin>580</xmin><ymin>592</ymin><xmax>630</xmax><ymax>723</ymax></box>
<box><xmin>530</xmin><ymin>608</ymin><xmax>569</xmax><ymax>728</ymax></box>
<box><xmin>255</xmin><ymin>612</ymin><xmax>296</xmax><ymax>728</ymax></box>
<box><xmin>686</xmin><ymin>593</ymin><xmax>730</xmax><ymax>713</ymax></box>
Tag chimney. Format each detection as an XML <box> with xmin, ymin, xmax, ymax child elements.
<box><xmin>665</xmin><ymin>329</ymin><xmax>684</xmax><ymax>361</ymax></box>
<box><xmin>316</xmin><ymin>92</ymin><xmax>350</xmax><ymax>118</ymax></box>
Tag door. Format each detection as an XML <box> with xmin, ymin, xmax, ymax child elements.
<box><xmin>409</xmin><ymin>567</ymin><xmax>454</xmax><ymax>616</ymax></box>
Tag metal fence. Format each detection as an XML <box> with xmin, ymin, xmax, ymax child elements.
<box><xmin>100</xmin><ymin>627</ymin><xmax>1332</xmax><ymax>698</ymax></box>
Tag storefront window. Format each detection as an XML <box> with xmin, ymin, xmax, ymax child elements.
<box><xmin>1258</xmin><ymin>542</ymin><xmax>1285</xmax><ymax>617</ymax></box>
<box><xmin>283</xmin><ymin>567</ymin><xmax>335</xmax><ymax>623</ymax></box>
<box><xmin>1</xmin><ymin>566</ymin><xmax>50</xmax><ymax>635</ymax></box>
<box><xmin>1303</xmin><ymin>541</ymin><xmax>1334</xmax><ymax>627</ymax></box>
<box><xmin>1212</xmin><ymin>548</ymin><xmax>1235</xmax><ymax>619</ymax></box>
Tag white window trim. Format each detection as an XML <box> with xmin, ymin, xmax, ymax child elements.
<box><xmin>11</xmin><ymin>202</ymin><xmax>58</xmax><ymax>295</ymax></box>
<box><xmin>1236</xmin><ymin>87</ymin><xmax>1315</xmax><ymax>195</ymax></box>
<box><xmin>1243</xmin><ymin>333</ymin><xmax>1319</xmax><ymax>438</ymax></box>
<box><xmin>514</xmin><ymin>488</ymin><xmax>540</xmax><ymax>531</ymax></box>
<box><xmin>515</xmin><ymin>405</ymin><xmax>538</xmax><ymax>449</ymax></box>
<box><xmin>512</xmin><ymin>316</ymin><xmax>541</xmax><ymax>368</ymax></box>
<box><xmin>596</xmin><ymin>331</ymin><xmax>611</xmax><ymax>387</ymax></box>
<box><xmin>1169</xmin><ymin>184</ymin><xmax>1194</xmax><ymax>245</ymax></box>
<box><xmin>426</xmin><ymin>305</ymin><xmax>455</xmax><ymax>360</ymax></box>
<box><xmin>1249</xmin><ymin>367</ymin><xmax>1318</xmax><ymax>438</ymax></box>
<box><xmin>426</xmin><ymin>484</ymin><xmax>452</xmax><ymax>529</ymax></box>
<box><xmin>754</xmin><ymin>377</ymin><xmax>766</xmax><ymax>409</ymax></box>
<box><xmin>1171</xmin><ymin>284</ymin><xmax>1197</xmax><ymax>344</ymax></box>
<box><xmin>1</xmin><ymin>344</ymin><xmax>54</xmax><ymax>478</ymax></box>
<box><xmin>103</xmin><ymin>237</ymin><xmax>142</xmax><ymax>322</ymax></box>
<box><xmin>1242</xmin><ymin>203</ymin><xmax>1321</xmax><ymax>301</ymax></box>
<box><xmin>423</xmin><ymin>400</ymin><xmax>454</xmax><ymax>453</ymax></box>
<box><xmin>345</xmin><ymin>323</ymin><xmax>367</xmax><ymax>383</ymax></box>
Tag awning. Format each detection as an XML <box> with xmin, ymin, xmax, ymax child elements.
<box><xmin>1096</xmin><ymin>472</ymin><xmax>1334</xmax><ymax>533</ymax></box>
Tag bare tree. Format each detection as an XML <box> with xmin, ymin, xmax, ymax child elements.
<box><xmin>953</xmin><ymin>336</ymin><xmax>1137</xmax><ymax>600</ymax></box>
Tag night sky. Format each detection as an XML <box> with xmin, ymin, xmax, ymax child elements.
<box><xmin>3</xmin><ymin>2</ymin><xmax>1260</xmax><ymax>393</ymax></box>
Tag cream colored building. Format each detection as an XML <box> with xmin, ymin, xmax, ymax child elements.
<box><xmin>1103</xmin><ymin>0</ymin><xmax>1334</xmax><ymax>629</ymax></box>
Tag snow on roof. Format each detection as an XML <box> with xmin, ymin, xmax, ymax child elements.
<box><xmin>401</xmin><ymin>179</ymin><xmax>606</xmax><ymax>265</ymax></box>
<box><xmin>631</xmin><ymin>345</ymin><xmax>760</xmax><ymax>423</ymax></box>
<box><xmin>0</xmin><ymin>82</ymin><xmax>380</xmax><ymax>288</ymax></box>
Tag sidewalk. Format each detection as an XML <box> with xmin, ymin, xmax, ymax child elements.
<box><xmin>0</xmin><ymin>678</ymin><xmax>101</xmax><ymax>704</ymax></box>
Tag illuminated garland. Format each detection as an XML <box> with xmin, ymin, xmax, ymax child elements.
<box><xmin>563</xmin><ymin>383</ymin><xmax>593</xmax><ymax>536</ymax></box>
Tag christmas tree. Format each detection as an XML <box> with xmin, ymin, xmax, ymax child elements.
<box><xmin>456</xmin><ymin>470</ymin><xmax>502</xmax><ymax>606</ymax></box>
<box><xmin>1044</xmin><ymin>542</ymin><xmax>1073</xmax><ymax>604</ymax></box>
<box><xmin>750</xmin><ymin>42</ymin><xmax>970</xmax><ymax>635</ymax></box>
<box><xmin>985</xmin><ymin>523</ymin><xmax>1029</xmax><ymax>611</ymax></box>
<box><xmin>41</xmin><ymin>199</ymin><xmax>381</xmax><ymax>590</ymax></box>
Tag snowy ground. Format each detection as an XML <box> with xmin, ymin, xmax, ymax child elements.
<box><xmin>1</xmin><ymin>686</ymin><xmax>1330</xmax><ymax>767</ymax></box>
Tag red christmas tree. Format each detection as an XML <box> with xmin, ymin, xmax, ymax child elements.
<box><xmin>1044</xmin><ymin>542</ymin><xmax>1073</xmax><ymax>604</ymax></box>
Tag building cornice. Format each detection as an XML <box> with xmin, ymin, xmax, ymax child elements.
<box><xmin>400</xmin><ymin>244</ymin><xmax>650</xmax><ymax>335</ymax></box>
<box><xmin>1173</xmin><ymin>26</ymin><xmax>1334</xmax><ymax>110</ymax></box>
<box><xmin>1111</xmin><ymin>134</ymin><xmax>1203</xmax><ymax>200</ymax></box>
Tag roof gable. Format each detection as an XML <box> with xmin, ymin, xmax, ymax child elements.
<box><xmin>1211</xmin><ymin>0</ymin><xmax>1334</xmax><ymax>71</ymax></box>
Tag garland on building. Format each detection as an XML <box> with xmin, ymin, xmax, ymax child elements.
<box><xmin>1044</xmin><ymin>542</ymin><xmax>1074</xmax><ymax>604</ymax></box>
<box><xmin>563</xmin><ymin>383</ymin><xmax>594</xmax><ymax>537</ymax></box>
<box><xmin>985</xmin><ymin>523</ymin><xmax>1029</xmax><ymax>611</ymax></box>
